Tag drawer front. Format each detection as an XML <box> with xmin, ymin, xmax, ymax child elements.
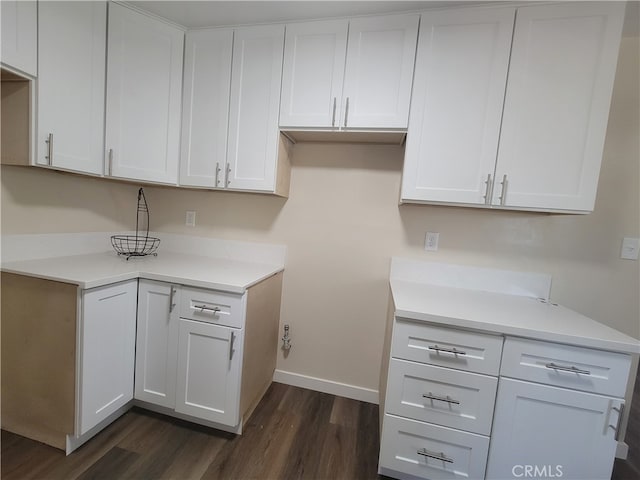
<box><xmin>392</xmin><ymin>320</ymin><xmax>503</xmax><ymax>375</ymax></box>
<box><xmin>501</xmin><ymin>337</ymin><xmax>631</xmax><ymax>397</ymax></box>
<box><xmin>386</xmin><ymin>359</ymin><xmax>498</xmax><ymax>435</ymax></box>
<box><xmin>180</xmin><ymin>287</ymin><xmax>245</xmax><ymax>329</ymax></box>
<box><xmin>379</xmin><ymin>414</ymin><xmax>489</xmax><ymax>480</ymax></box>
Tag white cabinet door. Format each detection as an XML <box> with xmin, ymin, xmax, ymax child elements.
<box><xmin>180</xmin><ymin>29</ymin><xmax>233</xmax><ymax>188</ymax></box>
<box><xmin>105</xmin><ymin>2</ymin><xmax>184</xmax><ymax>184</ymax></box>
<box><xmin>279</xmin><ymin>19</ymin><xmax>348</xmax><ymax>128</ymax></box>
<box><xmin>135</xmin><ymin>280</ymin><xmax>179</xmax><ymax>409</ymax></box>
<box><xmin>175</xmin><ymin>319</ymin><xmax>242</xmax><ymax>426</ymax></box>
<box><xmin>80</xmin><ymin>280</ymin><xmax>137</xmax><ymax>435</ymax></box>
<box><xmin>226</xmin><ymin>25</ymin><xmax>284</xmax><ymax>192</ymax></box>
<box><xmin>401</xmin><ymin>7</ymin><xmax>514</xmax><ymax>204</ymax></box>
<box><xmin>486</xmin><ymin>378</ymin><xmax>623</xmax><ymax>480</ymax></box>
<box><xmin>494</xmin><ymin>2</ymin><xmax>625</xmax><ymax>211</ymax></box>
<box><xmin>36</xmin><ymin>1</ymin><xmax>106</xmax><ymax>175</ymax></box>
<box><xmin>342</xmin><ymin>14</ymin><xmax>418</xmax><ymax>129</ymax></box>
<box><xmin>0</xmin><ymin>0</ymin><xmax>37</xmax><ymax>76</ymax></box>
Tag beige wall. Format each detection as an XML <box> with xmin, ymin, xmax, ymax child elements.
<box><xmin>2</xmin><ymin>38</ymin><xmax>638</xmax><ymax>392</ymax></box>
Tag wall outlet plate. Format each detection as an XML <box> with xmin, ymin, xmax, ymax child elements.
<box><xmin>425</xmin><ymin>232</ymin><xmax>439</xmax><ymax>251</ymax></box>
<box><xmin>620</xmin><ymin>237</ymin><xmax>639</xmax><ymax>260</ymax></box>
<box><xmin>186</xmin><ymin>211</ymin><xmax>196</xmax><ymax>227</ymax></box>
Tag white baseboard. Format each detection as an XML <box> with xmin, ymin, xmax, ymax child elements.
<box><xmin>616</xmin><ymin>441</ymin><xmax>629</xmax><ymax>459</ymax></box>
<box><xmin>273</xmin><ymin>369</ymin><xmax>379</xmax><ymax>404</ymax></box>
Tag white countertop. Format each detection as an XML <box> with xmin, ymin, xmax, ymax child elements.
<box><xmin>391</xmin><ymin>279</ymin><xmax>640</xmax><ymax>354</ymax></box>
<box><xmin>2</xmin><ymin>251</ymin><xmax>284</xmax><ymax>294</ymax></box>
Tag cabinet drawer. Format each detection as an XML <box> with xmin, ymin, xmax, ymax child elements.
<box><xmin>180</xmin><ymin>287</ymin><xmax>245</xmax><ymax>329</ymax></box>
<box><xmin>501</xmin><ymin>337</ymin><xmax>631</xmax><ymax>397</ymax></box>
<box><xmin>392</xmin><ymin>320</ymin><xmax>503</xmax><ymax>375</ymax></box>
<box><xmin>386</xmin><ymin>359</ymin><xmax>498</xmax><ymax>435</ymax></box>
<box><xmin>379</xmin><ymin>414</ymin><xmax>489</xmax><ymax>480</ymax></box>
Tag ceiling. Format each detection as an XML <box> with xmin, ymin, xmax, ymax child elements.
<box><xmin>127</xmin><ymin>1</ymin><xmax>639</xmax><ymax>35</ymax></box>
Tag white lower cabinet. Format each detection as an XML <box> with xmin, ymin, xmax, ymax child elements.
<box><xmin>134</xmin><ymin>280</ymin><xmax>179</xmax><ymax>409</ymax></box>
<box><xmin>486</xmin><ymin>378</ymin><xmax>624</xmax><ymax>480</ymax></box>
<box><xmin>80</xmin><ymin>280</ymin><xmax>137</xmax><ymax>435</ymax></box>
<box><xmin>379</xmin><ymin>320</ymin><xmax>632</xmax><ymax>480</ymax></box>
<box><xmin>175</xmin><ymin>319</ymin><xmax>242</xmax><ymax>425</ymax></box>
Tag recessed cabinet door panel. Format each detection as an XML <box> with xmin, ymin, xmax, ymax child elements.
<box><xmin>486</xmin><ymin>378</ymin><xmax>622</xmax><ymax>480</ymax></box>
<box><xmin>279</xmin><ymin>19</ymin><xmax>348</xmax><ymax>128</ymax></box>
<box><xmin>342</xmin><ymin>14</ymin><xmax>418</xmax><ymax>129</ymax></box>
<box><xmin>180</xmin><ymin>29</ymin><xmax>233</xmax><ymax>188</ymax></box>
<box><xmin>175</xmin><ymin>319</ymin><xmax>242</xmax><ymax>426</ymax></box>
<box><xmin>401</xmin><ymin>7</ymin><xmax>514</xmax><ymax>204</ymax></box>
<box><xmin>37</xmin><ymin>1</ymin><xmax>106</xmax><ymax>175</ymax></box>
<box><xmin>105</xmin><ymin>2</ymin><xmax>184</xmax><ymax>184</ymax></box>
<box><xmin>494</xmin><ymin>3</ymin><xmax>625</xmax><ymax>211</ymax></box>
<box><xmin>135</xmin><ymin>280</ymin><xmax>178</xmax><ymax>408</ymax></box>
<box><xmin>226</xmin><ymin>25</ymin><xmax>284</xmax><ymax>192</ymax></box>
<box><xmin>80</xmin><ymin>280</ymin><xmax>137</xmax><ymax>435</ymax></box>
<box><xmin>0</xmin><ymin>0</ymin><xmax>37</xmax><ymax>76</ymax></box>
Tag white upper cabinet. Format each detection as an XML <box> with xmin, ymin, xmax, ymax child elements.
<box><xmin>180</xmin><ymin>29</ymin><xmax>233</xmax><ymax>188</ymax></box>
<box><xmin>37</xmin><ymin>1</ymin><xmax>107</xmax><ymax>175</ymax></box>
<box><xmin>0</xmin><ymin>0</ymin><xmax>37</xmax><ymax>77</ymax></box>
<box><xmin>401</xmin><ymin>7</ymin><xmax>515</xmax><ymax>205</ymax></box>
<box><xmin>280</xmin><ymin>14</ymin><xmax>419</xmax><ymax>130</ymax></box>
<box><xmin>279</xmin><ymin>19</ymin><xmax>348</xmax><ymax>128</ymax></box>
<box><xmin>227</xmin><ymin>25</ymin><xmax>285</xmax><ymax>192</ymax></box>
<box><xmin>494</xmin><ymin>2</ymin><xmax>625</xmax><ymax>212</ymax></box>
<box><xmin>105</xmin><ymin>2</ymin><xmax>184</xmax><ymax>184</ymax></box>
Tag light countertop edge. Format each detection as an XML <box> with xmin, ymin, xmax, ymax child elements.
<box><xmin>391</xmin><ymin>280</ymin><xmax>640</xmax><ymax>355</ymax></box>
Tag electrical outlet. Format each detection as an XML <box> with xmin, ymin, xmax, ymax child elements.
<box><xmin>621</xmin><ymin>237</ymin><xmax>639</xmax><ymax>260</ymax></box>
<box><xmin>425</xmin><ymin>232</ymin><xmax>439</xmax><ymax>251</ymax></box>
<box><xmin>185</xmin><ymin>211</ymin><xmax>196</xmax><ymax>227</ymax></box>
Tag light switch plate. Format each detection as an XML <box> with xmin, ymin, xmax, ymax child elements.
<box><xmin>620</xmin><ymin>237</ymin><xmax>639</xmax><ymax>260</ymax></box>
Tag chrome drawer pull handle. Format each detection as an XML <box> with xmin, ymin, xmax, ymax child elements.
<box><xmin>428</xmin><ymin>345</ymin><xmax>467</xmax><ymax>356</ymax></box>
<box><xmin>422</xmin><ymin>392</ymin><xmax>460</xmax><ymax>405</ymax></box>
<box><xmin>609</xmin><ymin>403</ymin><xmax>625</xmax><ymax>441</ymax></box>
<box><xmin>545</xmin><ymin>363</ymin><xmax>591</xmax><ymax>375</ymax></box>
<box><xmin>417</xmin><ymin>448</ymin><xmax>453</xmax><ymax>464</ymax></box>
<box><xmin>45</xmin><ymin>133</ymin><xmax>54</xmax><ymax>165</ymax></box>
<box><xmin>194</xmin><ymin>304</ymin><xmax>221</xmax><ymax>314</ymax></box>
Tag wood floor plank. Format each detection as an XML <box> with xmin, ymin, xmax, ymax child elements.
<box><xmin>75</xmin><ymin>447</ymin><xmax>139</xmax><ymax>480</ymax></box>
<box><xmin>329</xmin><ymin>396</ymin><xmax>360</xmax><ymax>429</ymax></box>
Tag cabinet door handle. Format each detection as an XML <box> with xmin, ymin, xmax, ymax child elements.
<box><xmin>498</xmin><ymin>174</ymin><xmax>508</xmax><ymax>205</ymax></box>
<box><xmin>417</xmin><ymin>448</ymin><xmax>453</xmax><ymax>464</ymax></box>
<box><xmin>108</xmin><ymin>149</ymin><xmax>114</xmax><ymax>176</ymax></box>
<box><xmin>229</xmin><ymin>331</ymin><xmax>236</xmax><ymax>361</ymax></box>
<box><xmin>545</xmin><ymin>362</ymin><xmax>591</xmax><ymax>375</ymax></box>
<box><xmin>226</xmin><ymin>164</ymin><xmax>231</xmax><ymax>187</ymax></box>
<box><xmin>427</xmin><ymin>344</ymin><xmax>466</xmax><ymax>356</ymax></box>
<box><xmin>483</xmin><ymin>173</ymin><xmax>493</xmax><ymax>205</ymax></box>
<box><xmin>343</xmin><ymin>97</ymin><xmax>349</xmax><ymax>127</ymax></box>
<box><xmin>45</xmin><ymin>133</ymin><xmax>54</xmax><ymax>165</ymax></box>
<box><xmin>609</xmin><ymin>403</ymin><xmax>625</xmax><ymax>441</ymax></box>
<box><xmin>422</xmin><ymin>392</ymin><xmax>460</xmax><ymax>405</ymax></box>
<box><xmin>331</xmin><ymin>97</ymin><xmax>337</xmax><ymax>127</ymax></box>
<box><xmin>169</xmin><ymin>286</ymin><xmax>177</xmax><ymax>313</ymax></box>
<box><xmin>194</xmin><ymin>304</ymin><xmax>221</xmax><ymax>314</ymax></box>
<box><xmin>215</xmin><ymin>162</ymin><xmax>221</xmax><ymax>187</ymax></box>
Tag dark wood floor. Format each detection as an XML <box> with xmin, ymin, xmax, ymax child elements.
<box><xmin>2</xmin><ymin>378</ymin><xmax>639</xmax><ymax>480</ymax></box>
<box><xmin>1</xmin><ymin>382</ymin><xmax>381</xmax><ymax>480</ymax></box>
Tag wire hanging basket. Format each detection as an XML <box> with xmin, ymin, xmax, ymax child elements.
<box><xmin>111</xmin><ymin>188</ymin><xmax>160</xmax><ymax>260</ymax></box>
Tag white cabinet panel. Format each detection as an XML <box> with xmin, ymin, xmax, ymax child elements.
<box><xmin>105</xmin><ymin>2</ymin><xmax>184</xmax><ymax>184</ymax></box>
<box><xmin>386</xmin><ymin>359</ymin><xmax>498</xmax><ymax>435</ymax></box>
<box><xmin>135</xmin><ymin>280</ymin><xmax>179</xmax><ymax>408</ymax></box>
<box><xmin>80</xmin><ymin>280</ymin><xmax>137</xmax><ymax>435</ymax></box>
<box><xmin>0</xmin><ymin>0</ymin><xmax>37</xmax><ymax>76</ymax></box>
<box><xmin>37</xmin><ymin>1</ymin><xmax>106</xmax><ymax>175</ymax></box>
<box><xmin>175</xmin><ymin>319</ymin><xmax>242</xmax><ymax>426</ymax></box>
<box><xmin>486</xmin><ymin>378</ymin><xmax>623</xmax><ymax>480</ymax></box>
<box><xmin>279</xmin><ymin>19</ymin><xmax>348</xmax><ymax>128</ymax></box>
<box><xmin>380</xmin><ymin>414</ymin><xmax>489</xmax><ymax>480</ymax></box>
<box><xmin>342</xmin><ymin>14</ymin><xmax>418</xmax><ymax>129</ymax></box>
<box><xmin>180</xmin><ymin>29</ymin><xmax>233</xmax><ymax>188</ymax></box>
<box><xmin>401</xmin><ymin>7</ymin><xmax>514</xmax><ymax>204</ymax></box>
<box><xmin>227</xmin><ymin>25</ymin><xmax>284</xmax><ymax>192</ymax></box>
<box><xmin>180</xmin><ymin>286</ymin><xmax>245</xmax><ymax>329</ymax></box>
<box><xmin>494</xmin><ymin>2</ymin><xmax>625</xmax><ymax>211</ymax></box>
